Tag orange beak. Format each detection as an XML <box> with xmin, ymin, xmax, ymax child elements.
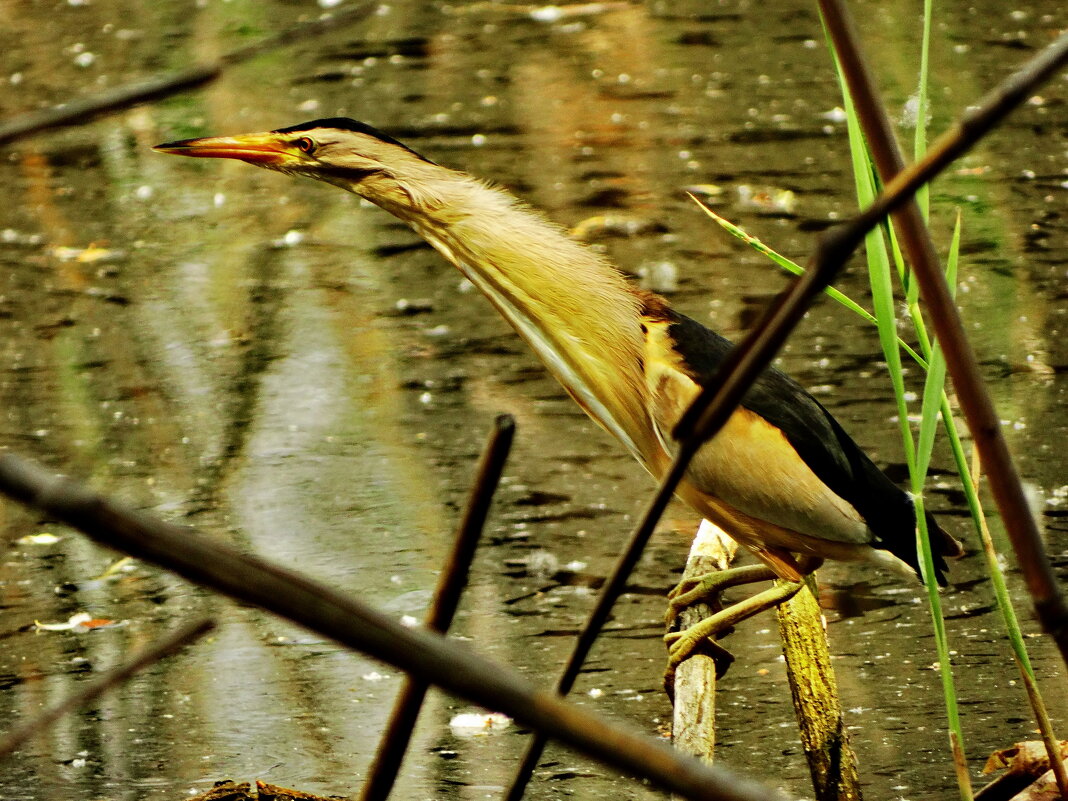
<box><xmin>153</xmin><ymin>132</ymin><xmax>293</xmax><ymax>166</ymax></box>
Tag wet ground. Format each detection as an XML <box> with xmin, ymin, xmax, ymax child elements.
<box><xmin>0</xmin><ymin>1</ymin><xmax>1066</xmax><ymax>799</ymax></box>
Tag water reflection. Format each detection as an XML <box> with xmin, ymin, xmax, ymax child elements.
<box><xmin>0</xmin><ymin>1</ymin><xmax>1065</xmax><ymax>800</ymax></box>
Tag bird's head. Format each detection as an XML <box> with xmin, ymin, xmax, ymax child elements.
<box><xmin>154</xmin><ymin>118</ymin><xmax>446</xmax><ymax>215</ymax></box>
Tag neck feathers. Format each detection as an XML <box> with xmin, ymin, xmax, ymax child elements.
<box><xmin>365</xmin><ymin>168</ymin><xmax>653</xmax><ymax>459</ymax></box>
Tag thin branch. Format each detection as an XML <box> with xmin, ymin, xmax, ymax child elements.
<box><xmin>818</xmin><ymin>0</ymin><xmax>1068</xmax><ymax>666</ymax></box>
<box><xmin>359</xmin><ymin>415</ymin><xmax>515</xmax><ymax>801</ymax></box>
<box><xmin>0</xmin><ymin>3</ymin><xmax>375</xmax><ymax>147</ymax></box>
<box><xmin>0</xmin><ymin>617</ymin><xmax>215</xmax><ymax>759</ymax></box>
<box><xmin>0</xmin><ymin>452</ymin><xmax>779</xmax><ymax>801</ymax></box>
<box><xmin>505</xmin><ymin>32</ymin><xmax>1068</xmax><ymax>796</ymax></box>
<box><xmin>776</xmin><ymin>583</ymin><xmax>862</xmax><ymax>801</ymax></box>
<box><xmin>503</xmin><ymin>436</ymin><xmax>700</xmax><ymax>800</ymax></box>
<box><xmin>670</xmin><ymin>521</ymin><xmax>737</xmax><ymax>772</ymax></box>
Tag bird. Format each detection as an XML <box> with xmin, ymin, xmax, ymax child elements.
<box><xmin>154</xmin><ymin>118</ymin><xmax>962</xmax><ymax>654</ymax></box>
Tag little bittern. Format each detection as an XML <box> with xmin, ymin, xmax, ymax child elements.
<box><xmin>155</xmin><ymin>119</ymin><xmax>962</xmax><ymax>618</ymax></box>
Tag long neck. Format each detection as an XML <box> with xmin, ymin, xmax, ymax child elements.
<box><xmin>365</xmin><ymin>169</ymin><xmax>655</xmax><ymax>462</ymax></box>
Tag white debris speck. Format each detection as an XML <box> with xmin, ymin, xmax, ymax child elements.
<box><xmin>424</xmin><ymin>324</ymin><xmax>450</xmax><ymax>337</ymax></box>
<box><xmin>901</xmin><ymin>94</ymin><xmax>932</xmax><ymax>129</ymax></box>
<box><xmin>638</xmin><ymin>260</ymin><xmax>679</xmax><ymax>293</ymax></box>
<box><xmin>73</xmin><ymin>52</ymin><xmax>96</xmax><ymax>68</ymax></box>
<box><xmin>448</xmin><ymin>711</ymin><xmax>512</xmax><ymax>736</ymax></box>
<box><xmin>529</xmin><ymin>5</ymin><xmax>563</xmax><ymax>22</ymax></box>
<box><xmin>298</xmin><ymin>98</ymin><xmax>321</xmax><ymax>112</ymax></box>
<box><xmin>821</xmin><ymin>106</ymin><xmax>847</xmax><ymax>122</ymax></box>
<box><xmin>527</xmin><ymin>550</ymin><xmax>559</xmax><ymax>579</ymax></box>
<box><xmin>399</xmin><ymin>615</ymin><xmax>419</xmax><ymax>628</ymax></box>
<box><xmin>34</xmin><ymin>613</ymin><xmax>93</xmax><ymax>631</ymax></box>
<box><xmin>18</xmin><ymin>532</ymin><xmax>61</xmax><ymax>545</ymax></box>
<box><xmin>418</xmin><ymin>391</ymin><xmax>432</xmax><ymax>405</ymax></box>
<box><xmin>134</xmin><ymin>185</ymin><xmax>153</xmax><ymax>200</ymax></box>
<box><xmin>362</xmin><ymin>671</ymin><xmax>387</xmax><ymax>681</ymax></box>
<box><xmin>564</xmin><ymin>560</ymin><xmax>587</xmax><ymax>572</ymax></box>
<box><xmin>588</xmin><ymin>688</ymin><xmax>603</xmax><ymax>698</ymax></box>
<box><xmin>213</xmin><ymin>193</ymin><xmax>226</xmax><ymax>208</ymax></box>
<box><xmin>471</xmin><ymin>133</ymin><xmax>487</xmax><ymax>147</ymax></box>
<box><xmin>282</xmin><ymin>230</ymin><xmax>305</xmax><ymax>247</ymax></box>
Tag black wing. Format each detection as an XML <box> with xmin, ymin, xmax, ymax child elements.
<box><xmin>665</xmin><ymin>309</ymin><xmax>956</xmax><ymax>582</ymax></box>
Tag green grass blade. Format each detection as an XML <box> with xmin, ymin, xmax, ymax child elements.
<box><xmin>690</xmin><ymin>199</ymin><xmax>875</xmax><ymax>320</ymax></box>
<box><xmin>915</xmin><ymin>0</ymin><xmax>932</xmax><ymax>219</ymax></box>
<box><xmin>709</xmin><ymin>189</ymin><xmax>1060</xmax><ymax>799</ymax></box>
<box><xmin>914</xmin><ymin>212</ymin><xmax>959</xmax><ymax>480</ymax></box>
<box><xmin>690</xmin><ymin>199</ymin><xmax>929</xmax><ymax>369</ymax></box>
<box><xmin>908</xmin><ymin>213</ymin><xmax>971</xmax><ymax>796</ymax></box>
<box><xmin>705</xmin><ymin>17</ymin><xmax>1059</xmax><ymax>789</ymax></box>
<box><xmin>836</xmin><ymin>52</ymin><xmax>917</xmax><ymax>467</ymax></box>
<box><xmin>822</xmin><ymin>11</ymin><xmax>970</xmax><ymax>796</ymax></box>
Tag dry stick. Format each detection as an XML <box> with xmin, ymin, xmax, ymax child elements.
<box><xmin>661</xmin><ymin>538</ymin><xmax>852</xmax><ymax>801</ymax></box>
<box><xmin>818</xmin><ymin>0</ymin><xmax>1068</xmax><ymax>667</ymax></box>
<box><xmin>667</xmin><ymin>564</ymin><xmax>861</xmax><ymax>800</ymax></box>
<box><xmin>505</xmin><ymin>34</ymin><xmax>1068</xmax><ymax>799</ymax></box>
<box><xmin>0</xmin><ymin>617</ymin><xmax>215</xmax><ymax>759</ymax></box>
<box><xmin>670</xmin><ymin>521</ymin><xmax>737</xmax><ymax>776</ymax></box>
<box><xmin>0</xmin><ymin>2</ymin><xmax>375</xmax><ymax>147</ymax></box>
<box><xmin>0</xmin><ymin>452</ymin><xmax>779</xmax><ymax>801</ymax></box>
<box><xmin>358</xmin><ymin>415</ymin><xmax>515</xmax><ymax>801</ymax></box>
<box><xmin>776</xmin><ymin>583</ymin><xmax>862</xmax><ymax>801</ymax></box>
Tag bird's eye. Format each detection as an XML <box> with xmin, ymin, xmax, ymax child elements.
<box><xmin>294</xmin><ymin>137</ymin><xmax>316</xmax><ymax>154</ymax></box>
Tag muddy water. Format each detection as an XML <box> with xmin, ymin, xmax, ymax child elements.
<box><xmin>0</xmin><ymin>1</ymin><xmax>1065</xmax><ymax>799</ymax></box>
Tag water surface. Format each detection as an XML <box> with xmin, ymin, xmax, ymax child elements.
<box><xmin>0</xmin><ymin>1</ymin><xmax>1065</xmax><ymax>799</ymax></box>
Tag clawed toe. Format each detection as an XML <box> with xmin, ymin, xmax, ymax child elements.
<box><xmin>664</xmin><ymin>636</ymin><xmax>735</xmax><ymax>696</ymax></box>
<box><xmin>664</xmin><ymin>564</ymin><xmax>779</xmax><ymax>629</ymax></box>
<box><xmin>663</xmin><ymin>578</ymin><xmax>807</xmax><ymax>690</ymax></box>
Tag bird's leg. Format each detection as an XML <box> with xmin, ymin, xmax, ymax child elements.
<box><xmin>664</xmin><ymin>579</ymin><xmax>806</xmax><ymax>693</ymax></box>
<box><xmin>663</xmin><ymin>556</ymin><xmax>823</xmax><ymax>691</ymax></box>
<box><xmin>664</xmin><ymin>563</ymin><xmax>779</xmax><ymax>626</ymax></box>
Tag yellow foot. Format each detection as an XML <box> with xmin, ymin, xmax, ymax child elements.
<box><xmin>664</xmin><ymin>564</ymin><xmax>778</xmax><ymax>628</ymax></box>
<box><xmin>663</xmin><ymin>580</ymin><xmax>804</xmax><ymax>694</ymax></box>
